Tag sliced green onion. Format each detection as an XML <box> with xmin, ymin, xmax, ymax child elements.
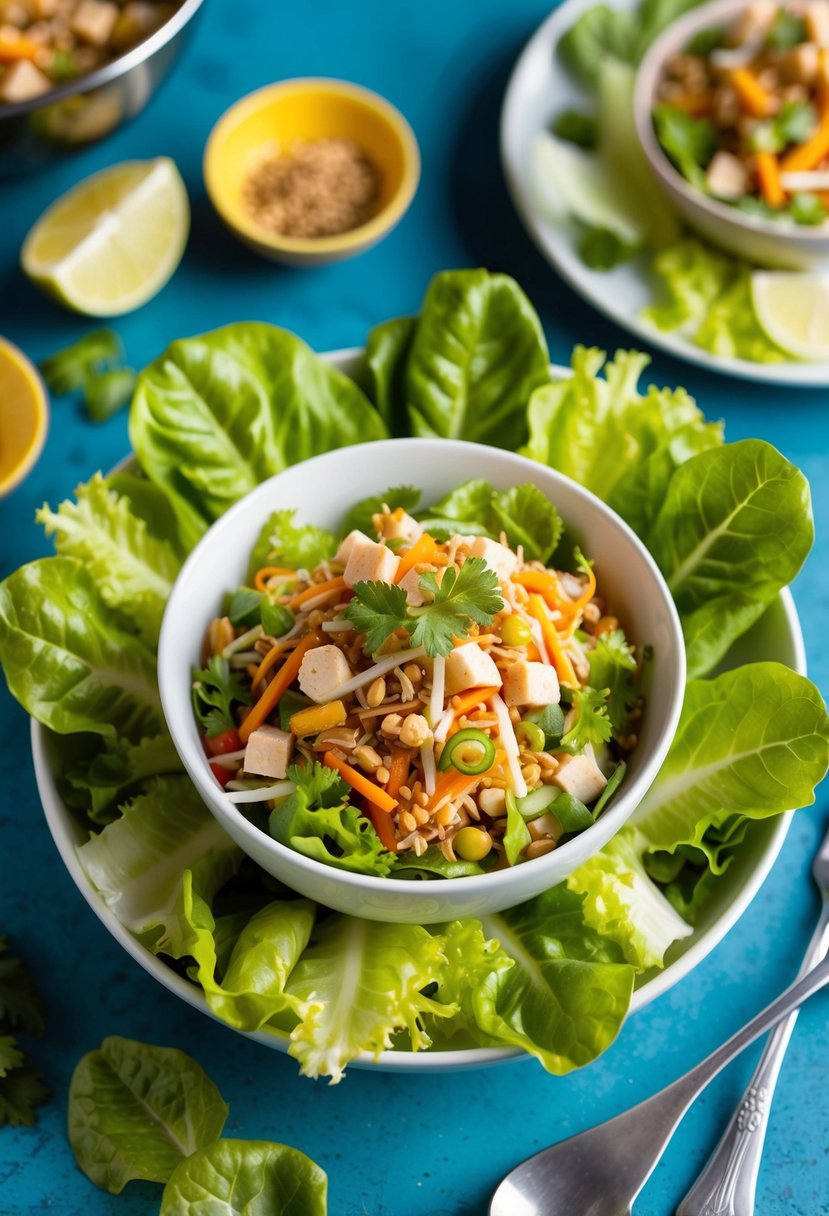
<box><xmin>516</xmin><ymin>719</ymin><xmax>545</xmax><ymax>752</ymax></box>
<box><xmin>438</xmin><ymin>727</ymin><xmax>496</xmax><ymax>775</ymax></box>
<box><xmin>591</xmin><ymin>761</ymin><xmax>626</xmax><ymax>817</ymax></box>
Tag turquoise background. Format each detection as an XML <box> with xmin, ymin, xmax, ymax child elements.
<box><xmin>1</xmin><ymin>1</ymin><xmax>828</xmax><ymax>1212</ymax></box>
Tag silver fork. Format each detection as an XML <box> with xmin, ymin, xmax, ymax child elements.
<box><xmin>677</xmin><ymin>820</ymin><xmax>829</xmax><ymax>1216</ymax></box>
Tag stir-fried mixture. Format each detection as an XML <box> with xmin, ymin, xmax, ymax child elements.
<box><xmin>192</xmin><ymin>484</ymin><xmax>643</xmax><ymax>880</ymax></box>
<box><xmin>0</xmin><ymin>0</ymin><xmax>177</xmax><ymax>105</ymax></box>
<box><xmin>653</xmin><ymin>0</ymin><xmax>829</xmax><ymax>224</ymax></box>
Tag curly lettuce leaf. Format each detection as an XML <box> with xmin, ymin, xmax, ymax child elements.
<box><xmin>36</xmin><ymin>473</ymin><xmax>182</xmax><ymax>646</ymax></box>
<box><xmin>248</xmin><ymin>508</ymin><xmax>337</xmax><ymax>578</ymax></box>
<box><xmin>129</xmin><ymin>322</ymin><xmax>388</xmax><ymax>547</ymax></box>
<box><xmin>0</xmin><ymin>557</ymin><xmax>162</xmax><ymax>743</ymax></box>
<box><xmin>475</xmin><ymin>886</ymin><xmax>634</xmax><ymax>1072</ymax></box>
<box><xmin>404</xmin><ymin>269</ymin><xmax>550</xmax><ymax>450</ymax></box>
<box><xmin>64</xmin><ymin>732</ymin><xmax>183</xmax><ymax>825</ymax></box>
<box><xmin>284</xmin><ymin>917</ymin><xmax>453</xmax><ymax>1083</ymax></box>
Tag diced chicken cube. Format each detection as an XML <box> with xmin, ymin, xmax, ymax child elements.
<box><xmin>342</xmin><ymin>534</ymin><xmax>399</xmax><ymax>588</ymax></box>
<box><xmin>467</xmin><ymin>536</ymin><xmax>519</xmax><ymax>581</ymax></box>
<box><xmin>334</xmin><ymin>529</ymin><xmax>363</xmax><ymax>565</ymax></box>
<box><xmin>807</xmin><ymin>0</ymin><xmax>829</xmax><ymax>47</ymax></box>
<box><xmin>244</xmin><ymin>725</ymin><xmax>294</xmax><ymax>779</ymax></box>
<box><xmin>398</xmin><ymin>563</ymin><xmax>427</xmax><ymax>607</ymax></box>
<box><xmin>71</xmin><ymin>0</ymin><xmax>119</xmax><ymax>45</ymax></box>
<box><xmin>705</xmin><ymin>151</ymin><xmax>749</xmax><ymax>200</ymax></box>
<box><xmin>377</xmin><ymin>509</ymin><xmax>422</xmax><ymax>545</ymax></box>
<box><xmin>733</xmin><ymin>0</ymin><xmax>776</xmax><ymax>43</ymax></box>
<box><xmin>298</xmin><ymin>644</ymin><xmax>352</xmax><ymax>702</ymax></box>
<box><xmin>0</xmin><ymin>58</ymin><xmax>50</xmax><ymax>102</ymax></box>
<box><xmin>444</xmin><ymin>642</ymin><xmax>502</xmax><ymax>696</ymax></box>
<box><xmin>552</xmin><ymin>753</ymin><xmax>608</xmax><ymax>805</ymax></box>
<box><xmin>502</xmin><ymin>660</ymin><xmax>561</xmax><ymax>708</ymax></box>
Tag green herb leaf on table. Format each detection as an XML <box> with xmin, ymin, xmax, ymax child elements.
<box><xmin>68</xmin><ymin>1035</ymin><xmax>229</xmax><ymax>1193</ymax></box>
<box><xmin>84</xmin><ymin>366</ymin><xmax>137</xmax><ymax>423</ymax></box>
<box><xmin>160</xmin><ymin>1138</ymin><xmax>327</xmax><ymax>1216</ymax></box>
<box><xmin>192</xmin><ymin>656</ymin><xmax>251</xmax><ymax>737</ymax></box>
<box><xmin>40</xmin><ymin>328</ymin><xmax>121</xmax><ymax>394</ymax></box>
<box><xmin>0</xmin><ymin>937</ymin><xmax>48</xmax><ymax>1128</ymax></box>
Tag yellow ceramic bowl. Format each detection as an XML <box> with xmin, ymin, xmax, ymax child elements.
<box><xmin>204</xmin><ymin>78</ymin><xmax>420</xmax><ymax>265</ymax></box>
<box><xmin>0</xmin><ymin>337</ymin><xmax>48</xmax><ymax>497</ymax></box>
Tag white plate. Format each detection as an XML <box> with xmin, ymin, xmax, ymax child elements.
<box><xmin>30</xmin><ymin>350</ymin><xmax>805</xmax><ymax>1072</ymax></box>
<box><xmin>500</xmin><ymin>0</ymin><xmax>829</xmax><ymax>387</ymax></box>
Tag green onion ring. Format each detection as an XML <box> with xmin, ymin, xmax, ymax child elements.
<box><xmin>438</xmin><ymin>727</ymin><xmax>496</xmax><ymax>775</ymax></box>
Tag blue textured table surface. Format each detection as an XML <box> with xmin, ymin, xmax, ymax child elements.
<box><xmin>1</xmin><ymin>2</ymin><xmax>828</xmax><ymax>1213</ymax></box>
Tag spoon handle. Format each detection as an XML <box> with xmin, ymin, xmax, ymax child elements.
<box><xmin>676</xmin><ymin>902</ymin><xmax>829</xmax><ymax>1216</ymax></box>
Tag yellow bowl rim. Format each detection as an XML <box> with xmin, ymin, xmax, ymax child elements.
<box><xmin>203</xmin><ymin>77</ymin><xmax>421</xmax><ymax>256</ymax></box>
<box><xmin>0</xmin><ymin>336</ymin><xmax>49</xmax><ymax>497</ymax></box>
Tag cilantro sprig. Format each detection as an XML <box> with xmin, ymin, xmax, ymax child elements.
<box><xmin>0</xmin><ymin>936</ymin><xmax>49</xmax><ymax>1127</ymax></box>
<box><xmin>560</xmin><ymin>686</ymin><xmax>613</xmax><ymax>752</ymax></box>
<box><xmin>344</xmin><ymin>557</ymin><xmax>503</xmax><ymax>657</ymax></box>
<box><xmin>191</xmin><ymin>656</ymin><xmax>251</xmax><ymax>737</ymax></box>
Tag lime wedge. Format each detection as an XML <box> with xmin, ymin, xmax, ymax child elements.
<box><xmin>0</xmin><ymin>338</ymin><xmax>48</xmax><ymax>495</ymax></box>
<box><xmin>21</xmin><ymin>157</ymin><xmax>189</xmax><ymax>316</ymax></box>
<box><xmin>751</xmin><ymin>271</ymin><xmax>829</xmax><ymax>360</ymax></box>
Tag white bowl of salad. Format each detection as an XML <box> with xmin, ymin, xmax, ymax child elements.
<box><xmin>158</xmin><ymin>438</ymin><xmax>685</xmax><ymax>923</ymax></box>
<box><xmin>634</xmin><ymin>0</ymin><xmax>829</xmax><ymax>268</ymax></box>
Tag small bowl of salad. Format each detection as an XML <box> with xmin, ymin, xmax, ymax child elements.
<box><xmin>158</xmin><ymin>439</ymin><xmax>685</xmax><ymax>924</ymax></box>
<box><xmin>635</xmin><ymin>0</ymin><xmax>829</xmax><ymax>268</ymax></box>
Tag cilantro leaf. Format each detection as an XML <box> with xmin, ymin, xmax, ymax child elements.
<box><xmin>588</xmin><ymin>630</ymin><xmax>639</xmax><ymax>733</ymax></box>
<box><xmin>0</xmin><ymin>1036</ymin><xmax>24</xmax><ymax>1076</ymax></box>
<box><xmin>191</xmin><ymin>656</ymin><xmax>251</xmax><ymax>737</ymax></box>
<box><xmin>0</xmin><ymin>1064</ymin><xmax>49</xmax><ymax>1128</ymax></box>
<box><xmin>341</xmin><ymin>486</ymin><xmax>422</xmax><ymax>537</ymax></box>
<box><xmin>411</xmin><ymin>558</ymin><xmax>502</xmax><ymax>656</ymax></box>
<box><xmin>0</xmin><ymin>938</ymin><xmax>45</xmax><ymax>1035</ymax></box>
<box><xmin>286</xmin><ymin>760</ymin><xmax>349</xmax><ymax>808</ymax></box>
<box><xmin>560</xmin><ymin>686</ymin><xmax>614</xmax><ymax>752</ymax></box>
<box><xmin>344</xmin><ymin>580</ymin><xmax>409</xmax><ymax>653</ymax></box>
<box><xmin>248</xmin><ymin>508</ymin><xmax>337</xmax><ymax>577</ymax></box>
<box><xmin>0</xmin><ymin>938</ymin><xmax>49</xmax><ymax>1127</ymax></box>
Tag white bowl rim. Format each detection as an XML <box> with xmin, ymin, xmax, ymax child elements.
<box><xmin>157</xmin><ymin>435</ymin><xmax>686</xmax><ymax>912</ymax></box>
<box><xmin>634</xmin><ymin>0</ymin><xmax>829</xmax><ymax>240</ymax></box>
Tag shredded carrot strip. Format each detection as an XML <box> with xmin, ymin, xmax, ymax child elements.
<box><xmin>513</xmin><ymin>570</ymin><xmax>563</xmax><ymax>599</ymax></box>
<box><xmin>288</xmin><ymin>576</ymin><xmax>346</xmax><ymax>609</ymax></box>
<box><xmin>563</xmin><ymin>564</ymin><xmax>597</xmax><ymax>614</ymax></box>
<box><xmin>394</xmin><ymin>533</ymin><xmax>438</xmax><ymax>582</ymax></box>
<box><xmin>427</xmin><ymin>750</ymin><xmax>506</xmax><ymax>811</ymax></box>
<box><xmin>451</xmin><ymin>685</ymin><xmax>501</xmax><ymax>716</ymax></box>
<box><xmin>323</xmin><ymin>750</ymin><xmax>398</xmax><ymax>813</ymax></box>
<box><xmin>0</xmin><ymin>35</ymin><xmax>39</xmax><ymax>62</ymax></box>
<box><xmin>730</xmin><ymin>67</ymin><xmax>774</xmax><ymax>118</ymax></box>
<box><xmin>250</xmin><ymin>637</ymin><xmax>296</xmax><ymax>691</ymax></box>
<box><xmin>528</xmin><ymin>594</ymin><xmax>578</xmax><ymax>688</ymax></box>
<box><xmin>239</xmin><ymin>631</ymin><xmax>323</xmax><ymax>742</ymax></box>
<box><xmin>756</xmin><ymin>150</ymin><xmax>785</xmax><ymax>208</ymax></box>
<box><xmin>526</xmin><ymin>641</ymin><xmax>541</xmax><ymax>662</ymax></box>
<box><xmin>368</xmin><ymin>801</ymin><xmax>398</xmax><ymax>851</ymax></box>
<box><xmin>385</xmin><ymin>749</ymin><xmax>410</xmax><ymax>800</ymax></box>
<box><xmin>781</xmin><ymin>99</ymin><xmax>829</xmax><ymax>172</ymax></box>
<box><xmin>253</xmin><ymin>566</ymin><xmax>296</xmax><ymax>592</ymax></box>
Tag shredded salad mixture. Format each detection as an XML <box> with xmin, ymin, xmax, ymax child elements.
<box><xmin>654</xmin><ymin>1</ymin><xmax>829</xmax><ymax>224</ymax></box>
<box><xmin>192</xmin><ymin>483</ymin><xmax>642</xmax><ymax>879</ymax></box>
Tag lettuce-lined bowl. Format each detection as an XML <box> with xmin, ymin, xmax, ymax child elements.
<box><xmin>157</xmin><ymin>438</ymin><xmax>685</xmax><ymax>924</ymax></box>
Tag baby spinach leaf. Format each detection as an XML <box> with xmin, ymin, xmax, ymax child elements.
<box><xmin>130</xmin><ymin>323</ymin><xmax>387</xmax><ymax>547</ymax></box>
<box><xmin>404</xmin><ymin>269</ymin><xmax>550</xmax><ymax>450</ymax></box>
<box><xmin>0</xmin><ymin>557</ymin><xmax>162</xmax><ymax>743</ymax></box>
<box><xmin>68</xmin><ymin>1036</ymin><xmax>228</xmax><ymax>1193</ymax></box>
<box><xmin>160</xmin><ymin>1139</ymin><xmax>327</xmax><ymax>1216</ymax></box>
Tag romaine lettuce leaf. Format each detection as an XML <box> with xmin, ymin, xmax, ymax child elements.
<box><xmin>161</xmin><ymin>1139</ymin><xmax>327</xmax><ymax>1216</ymax></box>
<box><xmin>36</xmin><ymin>473</ymin><xmax>182</xmax><ymax>647</ymax></box>
<box><xmin>0</xmin><ymin>557</ymin><xmax>163</xmax><ymax>743</ymax></box>
<box><xmin>68</xmin><ymin>1036</ymin><xmax>228</xmax><ymax>1193</ymax></box>
<box><xmin>284</xmin><ymin>917</ymin><xmax>453</xmax><ymax>1082</ymax></box>
<box><xmin>645</xmin><ymin>441</ymin><xmax>813</xmax><ymax>677</ymax></box>
<box><xmin>404</xmin><ymin>269</ymin><xmax>550</xmax><ymax>450</ymax></box>
<box><xmin>475</xmin><ymin>886</ymin><xmax>634</xmax><ymax>1072</ymax></box>
<box><xmin>130</xmin><ymin>322</ymin><xmax>388</xmax><ymax>546</ymax></box>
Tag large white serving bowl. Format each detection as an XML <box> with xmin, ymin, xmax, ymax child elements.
<box><xmin>634</xmin><ymin>0</ymin><xmax>829</xmax><ymax>270</ymax></box>
<box><xmin>157</xmin><ymin>437</ymin><xmax>686</xmax><ymax>925</ymax></box>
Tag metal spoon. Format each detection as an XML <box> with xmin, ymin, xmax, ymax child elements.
<box><xmin>489</xmin><ymin>954</ymin><xmax>829</xmax><ymax>1216</ymax></box>
<box><xmin>678</xmin><ymin>822</ymin><xmax>829</xmax><ymax>1216</ymax></box>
